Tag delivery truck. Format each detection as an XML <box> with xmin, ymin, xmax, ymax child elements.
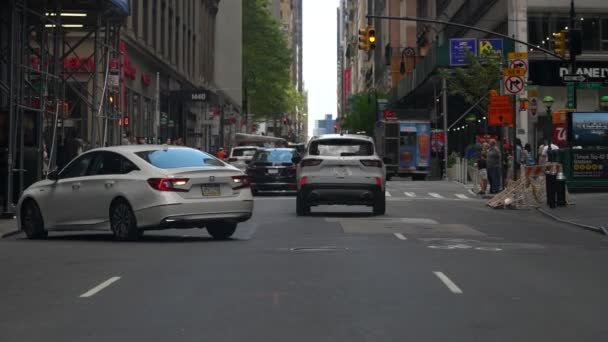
<box><xmin>375</xmin><ymin>120</ymin><xmax>431</xmax><ymax>180</ymax></box>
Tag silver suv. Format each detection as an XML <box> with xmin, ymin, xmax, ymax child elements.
<box><xmin>295</xmin><ymin>134</ymin><xmax>386</xmax><ymax>216</ymax></box>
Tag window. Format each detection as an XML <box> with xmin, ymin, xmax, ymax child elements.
<box><xmin>132</xmin><ymin>0</ymin><xmax>139</xmax><ymax>36</ymax></box>
<box><xmin>253</xmin><ymin>149</ymin><xmax>296</xmax><ymax>164</ymax></box>
<box><xmin>136</xmin><ymin>148</ymin><xmax>225</xmax><ymax>169</ymax></box>
<box><xmin>602</xmin><ymin>19</ymin><xmax>608</xmax><ymax>50</ymax></box>
<box><xmin>143</xmin><ymin>0</ymin><xmax>148</xmax><ymax>43</ymax></box>
<box><xmin>60</xmin><ymin>153</ymin><xmax>96</xmax><ymax>179</ymax></box>
<box><xmin>582</xmin><ymin>18</ymin><xmax>601</xmax><ymax>51</ymax></box>
<box><xmin>152</xmin><ymin>1</ymin><xmax>158</xmax><ymax>49</ymax></box>
<box><xmin>308</xmin><ymin>139</ymin><xmax>374</xmax><ymax>156</ymax></box>
<box><xmin>161</xmin><ymin>2</ymin><xmax>166</xmax><ymax>55</ymax></box>
<box><xmin>231</xmin><ymin>148</ymin><xmax>258</xmax><ymax>157</ymax></box>
<box><xmin>169</xmin><ymin>10</ymin><xmax>174</xmax><ymax>63</ymax></box>
<box><xmin>89</xmin><ymin>152</ymin><xmax>139</xmax><ymax>175</ymax></box>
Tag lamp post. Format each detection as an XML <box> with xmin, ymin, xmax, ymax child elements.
<box><xmin>600</xmin><ymin>95</ymin><xmax>608</xmax><ymax>111</ymax></box>
<box><xmin>543</xmin><ymin>96</ymin><xmax>555</xmax><ymax>159</ymax></box>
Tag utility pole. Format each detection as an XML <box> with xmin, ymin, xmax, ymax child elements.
<box><xmin>442</xmin><ymin>76</ymin><xmax>448</xmax><ymax>180</ymax></box>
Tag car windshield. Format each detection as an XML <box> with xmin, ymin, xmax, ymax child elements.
<box><xmin>135</xmin><ymin>148</ymin><xmax>225</xmax><ymax>169</ymax></box>
<box><xmin>309</xmin><ymin>139</ymin><xmax>374</xmax><ymax>156</ymax></box>
<box><xmin>253</xmin><ymin>149</ymin><xmax>295</xmax><ymax>163</ymax></box>
<box><xmin>232</xmin><ymin>148</ymin><xmax>258</xmax><ymax>157</ymax></box>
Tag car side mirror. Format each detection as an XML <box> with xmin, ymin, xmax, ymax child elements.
<box><xmin>47</xmin><ymin>169</ymin><xmax>59</xmax><ymax>181</ymax></box>
<box><xmin>292</xmin><ymin>156</ymin><xmax>302</xmax><ymax>164</ymax></box>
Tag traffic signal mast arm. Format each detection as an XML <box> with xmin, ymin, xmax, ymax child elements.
<box><xmin>365</xmin><ymin>15</ymin><xmax>567</xmax><ymax>60</ymax></box>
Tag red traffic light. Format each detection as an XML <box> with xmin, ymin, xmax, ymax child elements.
<box><xmin>124</xmin><ymin>116</ymin><xmax>130</xmax><ymax>126</ymax></box>
<box><xmin>385</xmin><ymin>110</ymin><xmax>397</xmax><ymax>119</ymax></box>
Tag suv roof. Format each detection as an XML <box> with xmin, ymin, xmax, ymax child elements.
<box><xmin>310</xmin><ymin>134</ymin><xmax>373</xmax><ymax>142</ymax></box>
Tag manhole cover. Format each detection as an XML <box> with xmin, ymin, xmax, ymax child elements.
<box><xmin>290</xmin><ymin>246</ymin><xmax>349</xmax><ymax>252</ymax></box>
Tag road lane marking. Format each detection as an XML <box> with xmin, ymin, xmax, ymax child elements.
<box><xmin>385</xmin><ymin>191</ymin><xmax>392</xmax><ymax>197</ymax></box>
<box><xmin>455</xmin><ymin>193</ymin><xmax>470</xmax><ymax>200</ymax></box>
<box><xmin>393</xmin><ymin>233</ymin><xmax>407</xmax><ymax>240</ymax></box>
<box><xmin>401</xmin><ymin>218</ymin><xmax>438</xmax><ymax>224</ymax></box>
<box><xmin>80</xmin><ymin>276</ymin><xmax>121</xmax><ymax>298</ymax></box>
<box><xmin>404</xmin><ymin>192</ymin><xmax>416</xmax><ymax>198</ymax></box>
<box><xmin>428</xmin><ymin>192</ymin><xmax>444</xmax><ymax>199</ymax></box>
<box><xmin>468</xmin><ymin>189</ymin><xmax>477</xmax><ymax>196</ymax></box>
<box><xmin>433</xmin><ymin>272</ymin><xmax>463</xmax><ymax>294</ymax></box>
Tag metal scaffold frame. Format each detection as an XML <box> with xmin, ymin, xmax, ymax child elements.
<box><xmin>0</xmin><ymin>0</ymin><xmax>127</xmax><ymax>215</ymax></box>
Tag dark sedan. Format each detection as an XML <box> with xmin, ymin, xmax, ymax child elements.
<box><xmin>246</xmin><ymin>148</ymin><xmax>299</xmax><ymax>195</ymax></box>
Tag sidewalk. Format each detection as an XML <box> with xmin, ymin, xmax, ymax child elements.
<box><xmin>538</xmin><ymin>192</ymin><xmax>608</xmax><ymax>233</ymax></box>
<box><xmin>0</xmin><ymin>217</ymin><xmax>20</xmax><ymax>238</ymax></box>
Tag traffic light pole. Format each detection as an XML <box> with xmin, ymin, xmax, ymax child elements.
<box><xmin>569</xmin><ymin>0</ymin><xmax>577</xmax><ymax>109</ymax></box>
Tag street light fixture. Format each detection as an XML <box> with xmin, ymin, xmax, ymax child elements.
<box><xmin>543</xmin><ymin>96</ymin><xmax>555</xmax><ymax>158</ymax></box>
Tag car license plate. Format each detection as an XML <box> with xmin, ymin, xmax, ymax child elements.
<box><xmin>268</xmin><ymin>169</ymin><xmax>279</xmax><ymax>174</ymax></box>
<box><xmin>201</xmin><ymin>184</ymin><xmax>221</xmax><ymax>196</ymax></box>
<box><xmin>334</xmin><ymin>167</ymin><xmax>347</xmax><ymax>178</ymax></box>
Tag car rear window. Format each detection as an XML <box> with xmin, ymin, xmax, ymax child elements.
<box><xmin>135</xmin><ymin>148</ymin><xmax>225</xmax><ymax>169</ymax></box>
<box><xmin>231</xmin><ymin>148</ymin><xmax>258</xmax><ymax>157</ymax></box>
<box><xmin>309</xmin><ymin>139</ymin><xmax>374</xmax><ymax>156</ymax></box>
<box><xmin>253</xmin><ymin>149</ymin><xmax>295</xmax><ymax>163</ymax></box>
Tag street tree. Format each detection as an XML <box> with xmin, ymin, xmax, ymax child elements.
<box><xmin>342</xmin><ymin>90</ymin><xmax>388</xmax><ymax>136</ymax></box>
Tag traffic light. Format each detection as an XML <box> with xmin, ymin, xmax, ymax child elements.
<box><xmin>551</xmin><ymin>30</ymin><xmax>567</xmax><ymax>57</ymax></box>
<box><xmin>124</xmin><ymin>116</ymin><xmax>129</xmax><ymax>126</ymax></box>
<box><xmin>368</xmin><ymin>27</ymin><xmax>376</xmax><ymax>50</ymax></box>
<box><xmin>568</xmin><ymin>28</ymin><xmax>582</xmax><ymax>56</ymax></box>
<box><xmin>358</xmin><ymin>28</ymin><xmax>369</xmax><ymax>51</ymax></box>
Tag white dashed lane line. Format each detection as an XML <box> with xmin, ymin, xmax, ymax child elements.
<box><xmin>404</xmin><ymin>192</ymin><xmax>416</xmax><ymax>198</ymax></box>
<box><xmin>79</xmin><ymin>276</ymin><xmax>121</xmax><ymax>298</ymax></box>
<box><xmin>433</xmin><ymin>272</ymin><xmax>463</xmax><ymax>294</ymax></box>
<box><xmin>455</xmin><ymin>193</ymin><xmax>470</xmax><ymax>200</ymax></box>
<box><xmin>428</xmin><ymin>192</ymin><xmax>444</xmax><ymax>199</ymax></box>
<box><xmin>393</xmin><ymin>233</ymin><xmax>407</xmax><ymax>240</ymax></box>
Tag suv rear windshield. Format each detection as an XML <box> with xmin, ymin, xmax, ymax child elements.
<box><xmin>309</xmin><ymin>139</ymin><xmax>374</xmax><ymax>156</ymax></box>
<box><xmin>253</xmin><ymin>149</ymin><xmax>296</xmax><ymax>164</ymax></box>
<box><xmin>231</xmin><ymin>148</ymin><xmax>258</xmax><ymax>157</ymax></box>
<box><xmin>136</xmin><ymin>148</ymin><xmax>225</xmax><ymax>169</ymax></box>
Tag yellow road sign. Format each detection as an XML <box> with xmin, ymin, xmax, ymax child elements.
<box><xmin>503</xmin><ymin>68</ymin><xmax>526</xmax><ymax>77</ymax></box>
<box><xmin>508</xmin><ymin>52</ymin><xmax>529</xmax><ymax>59</ymax></box>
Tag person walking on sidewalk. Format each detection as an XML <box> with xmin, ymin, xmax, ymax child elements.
<box><xmin>476</xmin><ymin>152</ymin><xmax>488</xmax><ymax>195</ymax></box>
<box><xmin>487</xmin><ymin>139</ymin><xmax>502</xmax><ymax>194</ymax></box>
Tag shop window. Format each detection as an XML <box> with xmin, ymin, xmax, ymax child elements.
<box><xmin>602</xmin><ymin>19</ymin><xmax>608</xmax><ymax>50</ymax></box>
<box><xmin>582</xmin><ymin>17</ymin><xmax>601</xmax><ymax>51</ymax></box>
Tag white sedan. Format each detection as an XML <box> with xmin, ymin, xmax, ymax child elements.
<box><xmin>17</xmin><ymin>145</ymin><xmax>254</xmax><ymax>240</ymax></box>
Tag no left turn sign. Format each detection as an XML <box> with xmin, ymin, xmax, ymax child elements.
<box><xmin>504</xmin><ymin>76</ymin><xmax>525</xmax><ymax>95</ymax></box>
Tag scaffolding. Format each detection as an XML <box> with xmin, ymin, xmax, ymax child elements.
<box><xmin>0</xmin><ymin>0</ymin><xmax>128</xmax><ymax>215</ymax></box>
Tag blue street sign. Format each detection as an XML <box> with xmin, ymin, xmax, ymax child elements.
<box><xmin>450</xmin><ymin>38</ymin><xmax>477</xmax><ymax>66</ymax></box>
<box><xmin>478</xmin><ymin>39</ymin><xmax>503</xmax><ymax>63</ymax></box>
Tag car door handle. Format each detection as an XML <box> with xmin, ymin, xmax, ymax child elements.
<box><xmin>72</xmin><ymin>183</ymin><xmax>81</xmax><ymax>190</ymax></box>
<box><xmin>105</xmin><ymin>181</ymin><xmax>115</xmax><ymax>188</ymax></box>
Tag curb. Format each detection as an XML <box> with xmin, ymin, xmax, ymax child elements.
<box><xmin>1</xmin><ymin>229</ymin><xmax>22</xmax><ymax>238</ymax></box>
<box><xmin>536</xmin><ymin>208</ymin><xmax>606</xmax><ymax>235</ymax></box>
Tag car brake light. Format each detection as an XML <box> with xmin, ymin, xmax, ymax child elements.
<box><xmin>232</xmin><ymin>175</ymin><xmax>250</xmax><ymax>189</ymax></box>
<box><xmin>376</xmin><ymin>177</ymin><xmax>382</xmax><ymax>187</ymax></box>
<box><xmin>300</xmin><ymin>176</ymin><xmax>307</xmax><ymax>186</ymax></box>
<box><xmin>228</xmin><ymin>157</ymin><xmax>238</xmax><ymax>162</ymax></box>
<box><xmin>147</xmin><ymin>178</ymin><xmax>190</xmax><ymax>192</ymax></box>
<box><xmin>301</xmin><ymin>159</ymin><xmax>322</xmax><ymax>167</ymax></box>
<box><xmin>360</xmin><ymin>160</ymin><xmax>382</xmax><ymax>167</ymax></box>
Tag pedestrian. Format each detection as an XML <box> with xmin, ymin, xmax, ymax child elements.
<box><xmin>541</xmin><ymin>142</ymin><xmax>559</xmax><ymax>163</ymax></box>
<box><xmin>538</xmin><ymin>140</ymin><xmax>547</xmax><ymax>164</ymax></box>
<box><xmin>165</xmin><ymin>137</ymin><xmax>172</xmax><ymax>145</ymax></box>
<box><xmin>137</xmin><ymin>137</ymin><xmax>146</xmax><ymax>144</ymax></box>
<box><xmin>216</xmin><ymin>147</ymin><xmax>226</xmax><ymax>160</ymax></box>
<box><xmin>514</xmin><ymin>138</ymin><xmax>523</xmax><ymax>180</ymax></box>
<box><xmin>476</xmin><ymin>152</ymin><xmax>488</xmax><ymax>195</ymax></box>
<box><xmin>122</xmin><ymin>131</ymin><xmax>133</xmax><ymax>145</ymax></box>
<box><xmin>524</xmin><ymin>143</ymin><xmax>535</xmax><ymax>166</ymax></box>
<box><xmin>175</xmin><ymin>137</ymin><xmax>184</xmax><ymax>146</ymax></box>
<box><xmin>487</xmin><ymin>139</ymin><xmax>502</xmax><ymax>194</ymax></box>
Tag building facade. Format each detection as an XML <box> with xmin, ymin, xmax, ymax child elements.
<box><xmin>313</xmin><ymin>114</ymin><xmax>336</xmax><ymax>136</ymax></box>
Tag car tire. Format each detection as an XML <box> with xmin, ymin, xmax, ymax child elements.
<box><xmin>296</xmin><ymin>193</ymin><xmax>310</xmax><ymax>216</ymax></box>
<box><xmin>207</xmin><ymin>222</ymin><xmax>237</xmax><ymax>240</ymax></box>
<box><xmin>21</xmin><ymin>200</ymin><xmax>48</xmax><ymax>240</ymax></box>
<box><xmin>110</xmin><ymin>199</ymin><xmax>140</xmax><ymax>241</ymax></box>
<box><xmin>373</xmin><ymin>193</ymin><xmax>386</xmax><ymax>215</ymax></box>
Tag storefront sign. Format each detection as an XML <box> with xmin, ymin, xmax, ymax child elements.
<box><xmin>570</xmin><ymin>112</ymin><xmax>608</xmax><ymax>146</ymax></box>
<box><xmin>530</xmin><ymin>61</ymin><xmax>608</xmax><ymax>86</ymax></box>
<box><xmin>572</xmin><ymin>151</ymin><xmax>608</xmax><ymax>178</ymax></box>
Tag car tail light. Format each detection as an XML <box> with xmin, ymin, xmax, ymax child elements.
<box><xmin>148</xmin><ymin>178</ymin><xmax>189</xmax><ymax>192</ymax></box>
<box><xmin>228</xmin><ymin>157</ymin><xmax>238</xmax><ymax>162</ymax></box>
<box><xmin>360</xmin><ymin>160</ymin><xmax>382</xmax><ymax>168</ymax></box>
<box><xmin>301</xmin><ymin>159</ymin><xmax>322</xmax><ymax>167</ymax></box>
<box><xmin>300</xmin><ymin>176</ymin><xmax>307</xmax><ymax>186</ymax></box>
<box><xmin>376</xmin><ymin>177</ymin><xmax>382</xmax><ymax>187</ymax></box>
<box><xmin>232</xmin><ymin>175</ymin><xmax>250</xmax><ymax>189</ymax></box>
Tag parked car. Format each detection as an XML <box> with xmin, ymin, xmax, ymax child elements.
<box><xmin>246</xmin><ymin>148</ymin><xmax>299</xmax><ymax>195</ymax></box>
<box><xmin>227</xmin><ymin>146</ymin><xmax>259</xmax><ymax>170</ymax></box>
<box><xmin>295</xmin><ymin>134</ymin><xmax>386</xmax><ymax>215</ymax></box>
<box><xmin>17</xmin><ymin>145</ymin><xmax>253</xmax><ymax>240</ymax></box>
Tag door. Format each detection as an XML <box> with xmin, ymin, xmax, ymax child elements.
<box><xmin>47</xmin><ymin>152</ymin><xmax>97</xmax><ymax>227</ymax></box>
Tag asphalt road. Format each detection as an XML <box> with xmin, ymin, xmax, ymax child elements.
<box><xmin>2</xmin><ymin>180</ymin><xmax>608</xmax><ymax>341</ymax></box>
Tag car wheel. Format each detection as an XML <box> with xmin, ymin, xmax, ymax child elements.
<box><xmin>206</xmin><ymin>222</ymin><xmax>237</xmax><ymax>240</ymax></box>
<box><xmin>21</xmin><ymin>200</ymin><xmax>48</xmax><ymax>240</ymax></box>
<box><xmin>296</xmin><ymin>193</ymin><xmax>310</xmax><ymax>216</ymax></box>
<box><xmin>110</xmin><ymin>199</ymin><xmax>139</xmax><ymax>241</ymax></box>
<box><xmin>373</xmin><ymin>193</ymin><xmax>386</xmax><ymax>215</ymax></box>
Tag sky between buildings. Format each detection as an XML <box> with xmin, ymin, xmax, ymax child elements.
<box><xmin>303</xmin><ymin>0</ymin><xmax>339</xmax><ymax>138</ymax></box>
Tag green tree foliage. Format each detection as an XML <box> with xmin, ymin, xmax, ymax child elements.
<box><xmin>342</xmin><ymin>90</ymin><xmax>388</xmax><ymax>136</ymax></box>
<box><xmin>440</xmin><ymin>51</ymin><xmax>502</xmax><ymax>106</ymax></box>
<box><xmin>243</xmin><ymin>0</ymin><xmax>294</xmax><ymax>120</ymax></box>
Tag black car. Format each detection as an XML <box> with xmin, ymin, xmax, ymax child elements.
<box><xmin>247</xmin><ymin>148</ymin><xmax>299</xmax><ymax>195</ymax></box>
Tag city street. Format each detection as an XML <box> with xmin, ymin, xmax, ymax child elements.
<box><xmin>3</xmin><ymin>180</ymin><xmax>608</xmax><ymax>341</ymax></box>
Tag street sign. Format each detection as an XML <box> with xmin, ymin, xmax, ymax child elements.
<box><xmin>577</xmin><ymin>83</ymin><xmax>604</xmax><ymax>90</ymax></box>
<box><xmin>508</xmin><ymin>59</ymin><xmax>528</xmax><ymax>74</ymax></box>
<box><xmin>562</xmin><ymin>74</ymin><xmax>587</xmax><ymax>82</ymax></box>
<box><xmin>529</xmin><ymin>97</ymin><xmax>538</xmax><ymax>117</ymax></box>
<box><xmin>503</xmin><ymin>76</ymin><xmax>525</xmax><ymax>95</ymax></box>
<box><xmin>488</xmin><ymin>95</ymin><xmax>513</xmax><ymax>127</ymax></box>
<box><xmin>567</xmin><ymin>84</ymin><xmax>575</xmax><ymax>109</ymax></box>
<box><xmin>449</xmin><ymin>38</ymin><xmax>477</xmax><ymax>66</ymax></box>
<box><xmin>508</xmin><ymin>52</ymin><xmax>529</xmax><ymax>59</ymax></box>
<box><xmin>503</xmin><ymin>68</ymin><xmax>526</xmax><ymax>77</ymax></box>
<box><xmin>478</xmin><ymin>39</ymin><xmax>503</xmax><ymax>64</ymax></box>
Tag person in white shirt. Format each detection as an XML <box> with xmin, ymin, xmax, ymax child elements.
<box><xmin>540</xmin><ymin>143</ymin><xmax>559</xmax><ymax>164</ymax></box>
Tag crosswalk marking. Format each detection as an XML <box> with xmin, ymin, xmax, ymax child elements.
<box><xmin>385</xmin><ymin>191</ymin><xmax>392</xmax><ymax>197</ymax></box>
<box><xmin>404</xmin><ymin>192</ymin><xmax>416</xmax><ymax>198</ymax></box>
<box><xmin>455</xmin><ymin>193</ymin><xmax>470</xmax><ymax>200</ymax></box>
<box><xmin>428</xmin><ymin>192</ymin><xmax>444</xmax><ymax>199</ymax></box>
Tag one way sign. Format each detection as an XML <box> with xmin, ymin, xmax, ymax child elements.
<box><xmin>504</xmin><ymin>76</ymin><xmax>525</xmax><ymax>95</ymax></box>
